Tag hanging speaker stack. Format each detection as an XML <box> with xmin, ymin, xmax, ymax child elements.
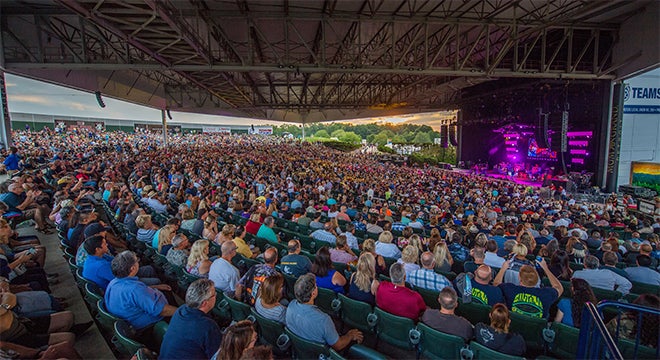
<box><xmin>449</xmin><ymin>125</ymin><xmax>458</xmax><ymax>146</ymax></box>
<box><xmin>440</xmin><ymin>125</ymin><xmax>449</xmax><ymax>148</ymax></box>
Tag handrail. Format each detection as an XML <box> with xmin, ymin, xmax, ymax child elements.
<box><xmin>576</xmin><ymin>302</ymin><xmax>623</xmax><ymax>360</ymax></box>
<box><xmin>597</xmin><ymin>300</ymin><xmax>660</xmax><ymax>359</ymax></box>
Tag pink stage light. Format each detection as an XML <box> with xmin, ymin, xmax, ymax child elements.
<box><xmin>566</xmin><ymin>131</ymin><xmax>593</xmax><ymax>138</ymax></box>
<box><xmin>505</xmin><ymin>141</ymin><xmax>517</xmax><ymax>145</ymax></box>
<box><xmin>568</xmin><ymin>140</ymin><xmax>589</xmax><ymax>147</ymax></box>
<box><xmin>571</xmin><ymin>158</ymin><xmax>585</xmax><ymax>164</ymax></box>
<box><xmin>504</xmin><ymin>133</ymin><xmax>519</xmax><ymax>138</ymax></box>
<box><xmin>569</xmin><ymin>149</ymin><xmax>587</xmax><ymax>155</ymax></box>
<box><xmin>506</xmin><ymin>147</ymin><xmax>518</xmax><ymax>152</ymax></box>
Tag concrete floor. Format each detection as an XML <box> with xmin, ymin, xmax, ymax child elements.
<box><xmin>16</xmin><ymin>218</ymin><xmax>116</xmax><ymax>359</ymax></box>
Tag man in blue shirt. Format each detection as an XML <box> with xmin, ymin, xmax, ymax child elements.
<box><xmin>105</xmin><ymin>251</ymin><xmax>177</xmax><ymax>333</ymax></box>
<box><xmin>2</xmin><ymin>147</ymin><xmax>20</xmax><ymax>173</ymax></box>
<box><xmin>159</xmin><ymin>279</ymin><xmax>222</xmax><ymax>360</ymax></box>
<box><xmin>256</xmin><ymin>216</ymin><xmax>279</xmax><ymax>243</ymax></box>
<box><xmin>286</xmin><ymin>273</ymin><xmax>362</xmax><ymax>351</ymax></box>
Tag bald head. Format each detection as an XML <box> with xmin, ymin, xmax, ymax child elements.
<box><xmin>474</xmin><ymin>265</ymin><xmax>492</xmax><ymax>284</ymax></box>
<box><xmin>420</xmin><ymin>251</ymin><xmax>435</xmax><ymax>269</ymax></box>
<box><xmin>287</xmin><ymin>239</ymin><xmax>301</xmax><ymax>254</ymax></box>
<box><xmin>263</xmin><ymin>247</ymin><xmax>278</xmax><ymax>265</ymax></box>
<box><xmin>221</xmin><ymin>241</ymin><xmax>237</xmax><ymax>260</ymax></box>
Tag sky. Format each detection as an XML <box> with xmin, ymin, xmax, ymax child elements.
<box><xmin>4</xmin><ymin>73</ymin><xmax>455</xmax><ymax>130</ymax></box>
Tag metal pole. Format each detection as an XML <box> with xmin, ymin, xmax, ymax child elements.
<box><xmin>0</xmin><ymin>71</ymin><xmax>13</xmax><ymax>149</ymax></box>
<box><xmin>161</xmin><ymin>109</ymin><xmax>168</xmax><ymax>147</ymax></box>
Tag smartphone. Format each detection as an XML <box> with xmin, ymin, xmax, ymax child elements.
<box><xmin>27</xmin><ymin>248</ymin><xmax>38</xmax><ymax>255</ymax></box>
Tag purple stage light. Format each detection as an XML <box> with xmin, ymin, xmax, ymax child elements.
<box><xmin>571</xmin><ymin>158</ymin><xmax>585</xmax><ymax>164</ymax></box>
<box><xmin>505</xmin><ymin>141</ymin><xmax>517</xmax><ymax>146</ymax></box>
<box><xmin>569</xmin><ymin>149</ymin><xmax>587</xmax><ymax>155</ymax></box>
<box><xmin>568</xmin><ymin>140</ymin><xmax>589</xmax><ymax>147</ymax></box>
<box><xmin>566</xmin><ymin>131</ymin><xmax>593</xmax><ymax>138</ymax></box>
<box><xmin>506</xmin><ymin>147</ymin><xmax>518</xmax><ymax>152</ymax></box>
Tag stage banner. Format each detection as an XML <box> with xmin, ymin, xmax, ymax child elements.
<box><xmin>623</xmin><ymin>77</ymin><xmax>660</xmax><ymax>114</ymax></box>
<box><xmin>257</xmin><ymin>127</ymin><xmax>273</xmax><ymax>135</ymax></box>
<box><xmin>605</xmin><ymin>83</ymin><xmax>625</xmax><ymax>192</ymax></box>
<box><xmin>203</xmin><ymin>127</ymin><xmax>231</xmax><ymax>134</ymax></box>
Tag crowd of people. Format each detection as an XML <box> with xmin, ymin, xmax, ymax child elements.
<box><xmin>0</xmin><ymin>127</ymin><xmax>658</xmax><ymax>359</ymax></box>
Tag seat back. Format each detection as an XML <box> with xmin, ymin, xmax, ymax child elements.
<box><xmin>337</xmin><ymin>293</ymin><xmax>374</xmax><ymax>333</ymax></box>
<box><xmin>631</xmin><ymin>280</ymin><xmax>660</xmax><ymax>296</ymax></box>
<box><xmin>417</xmin><ymin>322</ymin><xmax>466</xmax><ymax>359</ymax></box>
<box><xmin>455</xmin><ymin>301</ymin><xmax>491</xmax><ymax>326</ymax></box>
<box><xmin>550</xmin><ymin>322</ymin><xmax>578</xmax><ymax>359</ymax></box>
<box><xmin>113</xmin><ymin>320</ymin><xmax>145</xmax><ymax>357</ymax></box>
<box><xmin>84</xmin><ymin>282</ymin><xmax>104</xmax><ymax>314</ymax></box>
<box><xmin>211</xmin><ymin>290</ymin><xmax>232</xmax><ymax>321</ymax></box>
<box><xmin>223</xmin><ymin>292</ymin><xmax>252</xmax><ymax>321</ymax></box>
<box><xmin>508</xmin><ymin>310</ymin><xmax>549</xmax><ymax>351</ymax></box>
<box><xmin>468</xmin><ymin>340</ymin><xmax>525</xmax><ymax>360</ymax></box>
<box><xmin>412</xmin><ymin>285</ymin><xmax>440</xmax><ymax>309</ymax></box>
<box><xmin>373</xmin><ymin>307</ymin><xmax>417</xmax><ymax>350</ymax></box>
<box><xmin>284</xmin><ymin>327</ymin><xmax>330</xmax><ymax>359</ymax></box>
<box><xmin>96</xmin><ymin>300</ymin><xmax>120</xmax><ymax>334</ymax></box>
<box><xmin>250</xmin><ymin>308</ymin><xmax>286</xmax><ymax>350</ymax></box>
<box><xmin>315</xmin><ymin>286</ymin><xmax>339</xmax><ymax>315</ymax></box>
<box><xmin>152</xmin><ymin>321</ymin><xmax>169</xmax><ymax>351</ymax></box>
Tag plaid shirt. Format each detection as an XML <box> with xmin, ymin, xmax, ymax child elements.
<box><xmin>407</xmin><ymin>268</ymin><xmax>452</xmax><ymax>291</ymax></box>
<box><xmin>310</xmin><ymin>229</ymin><xmax>337</xmax><ymax>245</ymax></box>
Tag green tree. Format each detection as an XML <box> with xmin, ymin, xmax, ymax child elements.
<box><xmin>314</xmin><ymin>129</ymin><xmax>330</xmax><ymax>138</ymax></box>
<box><xmin>413</xmin><ymin>132</ymin><xmax>432</xmax><ymax>144</ymax></box>
<box><xmin>331</xmin><ymin>129</ymin><xmax>346</xmax><ymax>139</ymax></box>
<box><xmin>339</xmin><ymin>131</ymin><xmax>362</xmax><ymax>143</ymax></box>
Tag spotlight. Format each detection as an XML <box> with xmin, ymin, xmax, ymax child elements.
<box><xmin>95</xmin><ymin>91</ymin><xmax>105</xmax><ymax>108</ymax></box>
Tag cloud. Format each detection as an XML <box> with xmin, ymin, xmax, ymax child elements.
<box><xmin>7</xmin><ymin>94</ymin><xmax>54</xmax><ymax>106</ymax></box>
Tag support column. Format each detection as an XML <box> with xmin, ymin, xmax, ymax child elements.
<box><xmin>161</xmin><ymin>109</ymin><xmax>168</xmax><ymax>147</ymax></box>
<box><xmin>456</xmin><ymin>110</ymin><xmax>463</xmax><ymax>166</ymax></box>
<box><xmin>0</xmin><ymin>72</ymin><xmax>13</xmax><ymax>149</ymax></box>
<box><xmin>605</xmin><ymin>82</ymin><xmax>624</xmax><ymax>193</ymax></box>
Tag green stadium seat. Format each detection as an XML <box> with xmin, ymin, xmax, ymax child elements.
<box><xmin>616</xmin><ymin>338</ymin><xmax>658</xmax><ymax>360</ymax></box>
<box><xmin>455</xmin><ymin>301</ymin><xmax>491</xmax><ymax>326</ymax></box>
<box><xmin>112</xmin><ymin>320</ymin><xmax>146</xmax><ymax>357</ymax></box>
<box><xmin>508</xmin><ymin>310</ymin><xmax>549</xmax><ymax>351</ymax></box>
<box><xmin>211</xmin><ymin>290</ymin><xmax>232</xmax><ymax>321</ymax></box>
<box><xmin>250</xmin><ymin>308</ymin><xmax>289</xmax><ymax>355</ymax></box>
<box><xmin>96</xmin><ymin>300</ymin><xmax>120</xmax><ymax>335</ymax></box>
<box><xmin>337</xmin><ymin>293</ymin><xmax>375</xmax><ymax>334</ymax></box>
<box><xmin>417</xmin><ymin>322</ymin><xmax>467</xmax><ymax>359</ymax></box>
<box><xmin>315</xmin><ymin>286</ymin><xmax>340</xmax><ymax>315</ymax></box>
<box><xmin>372</xmin><ymin>307</ymin><xmax>419</xmax><ymax>350</ymax></box>
<box><xmin>152</xmin><ymin>321</ymin><xmax>169</xmax><ymax>350</ymax></box>
<box><xmin>281</xmin><ymin>271</ymin><xmax>297</xmax><ymax>300</ymax></box>
<box><xmin>412</xmin><ymin>285</ymin><xmax>440</xmax><ymax>309</ymax></box>
<box><xmin>631</xmin><ymin>280</ymin><xmax>660</xmax><ymax>296</ymax></box>
<box><xmin>284</xmin><ymin>327</ymin><xmax>330</xmax><ymax>359</ymax></box>
<box><xmin>222</xmin><ymin>292</ymin><xmax>252</xmax><ymax>321</ymax></box>
<box><xmin>84</xmin><ymin>282</ymin><xmax>103</xmax><ymax>314</ymax></box>
<box><xmin>328</xmin><ymin>344</ymin><xmax>387</xmax><ymax>360</ymax></box>
<box><xmin>550</xmin><ymin>322</ymin><xmax>578</xmax><ymax>359</ymax></box>
<box><xmin>467</xmin><ymin>340</ymin><xmax>525</xmax><ymax>360</ymax></box>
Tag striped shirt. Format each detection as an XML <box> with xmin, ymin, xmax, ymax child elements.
<box><xmin>408</xmin><ymin>268</ymin><xmax>452</xmax><ymax>291</ymax></box>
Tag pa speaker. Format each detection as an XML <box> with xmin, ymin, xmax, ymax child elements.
<box><xmin>95</xmin><ymin>91</ymin><xmax>106</xmax><ymax>108</ymax></box>
<box><xmin>449</xmin><ymin>125</ymin><xmax>458</xmax><ymax>146</ymax></box>
<box><xmin>537</xmin><ymin>112</ymin><xmax>549</xmax><ymax>148</ymax></box>
<box><xmin>440</xmin><ymin>125</ymin><xmax>449</xmax><ymax>148</ymax></box>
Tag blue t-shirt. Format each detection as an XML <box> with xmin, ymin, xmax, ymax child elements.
<box><xmin>557</xmin><ymin>298</ymin><xmax>574</xmax><ymax>327</ymax></box>
<box><xmin>499</xmin><ymin>283</ymin><xmax>559</xmax><ymax>319</ymax></box>
<box><xmin>471</xmin><ymin>281</ymin><xmax>505</xmax><ymax>306</ymax></box>
<box><xmin>256</xmin><ymin>225</ymin><xmax>278</xmax><ymax>243</ymax></box>
<box><xmin>3</xmin><ymin>154</ymin><xmax>20</xmax><ymax>170</ymax></box>
<box><xmin>104</xmin><ymin>276</ymin><xmax>167</xmax><ymax>330</ymax></box>
<box><xmin>83</xmin><ymin>254</ymin><xmax>115</xmax><ymax>290</ymax></box>
<box><xmin>159</xmin><ymin>305</ymin><xmax>222</xmax><ymax>360</ymax></box>
<box><xmin>285</xmin><ymin>300</ymin><xmax>339</xmax><ymax>346</ymax></box>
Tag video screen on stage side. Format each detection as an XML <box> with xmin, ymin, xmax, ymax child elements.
<box><xmin>527</xmin><ymin>138</ymin><xmax>557</xmax><ymax>159</ymax></box>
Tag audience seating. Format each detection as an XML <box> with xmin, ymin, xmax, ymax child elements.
<box><xmin>284</xmin><ymin>326</ymin><xmax>330</xmax><ymax>360</ymax></box>
<box><xmin>417</xmin><ymin>322</ymin><xmax>466</xmax><ymax>359</ymax></box>
<box><xmin>549</xmin><ymin>322</ymin><xmax>578</xmax><ymax>359</ymax></box>
<box><xmin>371</xmin><ymin>307</ymin><xmax>418</xmax><ymax>351</ymax></box>
<box><xmin>336</xmin><ymin>293</ymin><xmax>375</xmax><ymax>334</ymax></box>
<box><xmin>222</xmin><ymin>292</ymin><xmax>252</xmax><ymax>321</ymax></box>
<box><xmin>465</xmin><ymin>341</ymin><xmax>524</xmax><ymax>360</ymax></box>
<box><xmin>250</xmin><ymin>308</ymin><xmax>289</xmax><ymax>356</ymax></box>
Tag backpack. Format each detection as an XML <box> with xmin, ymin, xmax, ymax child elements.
<box><xmin>455</xmin><ymin>272</ymin><xmax>474</xmax><ymax>303</ymax></box>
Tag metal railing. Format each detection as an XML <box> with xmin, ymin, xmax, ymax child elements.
<box><xmin>577</xmin><ymin>302</ymin><xmax>623</xmax><ymax>360</ymax></box>
<box><xmin>597</xmin><ymin>300</ymin><xmax>660</xmax><ymax>360</ymax></box>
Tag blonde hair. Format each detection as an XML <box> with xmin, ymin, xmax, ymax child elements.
<box><xmin>362</xmin><ymin>239</ymin><xmax>376</xmax><ymax>253</ymax></box>
<box><xmin>408</xmin><ymin>234</ymin><xmax>423</xmax><ymax>251</ymax></box>
<box><xmin>182</xmin><ymin>208</ymin><xmax>195</xmax><ymax>220</ymax></box>
<box><xmin>158</xmin><ymin>225</ymin><xmax>176</xmax><ymax>252</ymax></box>
<box><xmin>354</xmin><ymin>253</ymin><xmax>376</xmax><ymax>292</ymax></box>
<box><xmin>401</xmin><ymin>245</ymin><xmax>419</xmax><ymax>264</ymax></box>
<box><xmin>222</xmin><ymin>224</ymin><xmax>236</xmax><ymax>236</ymax></box>
<box><xmin>512</xmin><ymin>243</ymin><xmax>529</xmax><ymax>257</ymax></box>
<box><xmin>378</xmin><ymin>231</ymin><xmax>394</xmax><ymax>244</ymax></box>
<box><xmin>135</xmin><ymin>214</ymin><xmax>151</xmax><ymax>229</ymax></box>
<box><xmin>433</xmin><ymin>241</ymin><xmax>451</xmax><ymax>268</ymax></box>
<box><xmin>187</xmin><ymin>239</ymin><xmax>210</xmax><ymax>269</ymax></box>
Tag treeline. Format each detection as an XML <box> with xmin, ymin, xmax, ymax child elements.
<box><xmin>272</xmin><ymin>122</ymin><xmax>440</xmax><ymax>145</ymax></box>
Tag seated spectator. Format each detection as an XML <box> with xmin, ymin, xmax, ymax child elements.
<box><xmin>397</xmin><ymin>245</ymin><xmax>420</xmax><ymax>278</ymax></box>
<box><xmin>605</xmin><ymin>294</ymin><xmax>659</xmax><ymax>348</ymax></box>
<box><xmin>421</xmin><ymin>287</ymin><xmax>473</xmax><ymax>341</ymax></box>
<box><xmin>202</xmin><ymin>213</ymin><xmax>218</xmax><ymax>240</ymax></box>
<box><xmin>548</xmin><ymin>250</ymin><xmax>573</xmax><ymax>281</ymax></box>
<box><xmin>600</xmin><ymin>251</ymin><xmax>630</xmax><ymax>279</ymax></box>
<box><xmin>376</xmin><ymin>263</ymin><xmax>426</xmax><ymax>320</ymax></box>
<box><xmin>484</xmin><ymin>240</ymin><xmax>505</xmax><ymax>269</ymax></box>
<box><xmin>179</xmin><ymin>208</ymin><xmax>196</xmax><ymax>232</ymax></box>
<box><xmin>343</xmin><ymin>223</ymin><xmax>359</xmax><ymax>249</ymax></box>
<box><xmin>156</xmin><ymin>218</ymin><xmax>180</xmax><ymax>253</ymax></box>
<box><xmin>280</xmin><ymin>239</ymin><xmax>312</xmax><ymax>277</ymax></box>
<box><xmin>212</xmin><ymin>320</ymin><xmax>257</xmax><ymax>360</ymax></box>
<box><xmin>312</xmin><ymin>247</ymin><xmax>346</xmax><ymax>294</ymax></box>
<box><xmin>104</xmin><ymin>251</ymin><xmax>177</xmax><ymax>336</ymax></box>
<box><xmin>209</xmin><ymin>241</ymin><xmax>241</xmax><ymax>294</ymax></box>
<box><xmin>1</xmin><ymin>182</ymin><xmax>52</xmax><ymax>234</ymax></box>
<box><xmin>329</xmin><ymin>235</ymin><xmax>357</xmax><ymax>264</ymax></box>
<box><xmin>474</xmin><ymin>304</ymin><xmax>526</xmax><ymax>356</ymax></box>
<box><xmin>464</xmin><ymin>247</ymin><xmax>485</xmax><ymax>274</ymax></box>
<box><xmin>245</xmin><ymin>213</ymin><xmax>262</xmax><ymax>236</ymax></box>
<box><xmin>286</xmin><ymin>273</ymin><xmax>363</xmax><ymax>351</ymax></box>
<box><xmin>256</xmin><ymin>216</ymin><xmax>279</xmax><ymax>243</ymax></box>
<box><xmin>0</xmin><ymin>277</ymin><xmax>64</xmax><ymax>318</ymax></box>
<box><xmin>166</xmin><ymin>234</ymin><xmax>191</xmax><ymax>268</ymax></box>
<box><xmin>572</xmin><ymin>256</ymin><xmax>632</xmax><ymax>295</ymax></box>
<box><xmin>625</xmin><ymin>255</ymin><xmax>660</xmax><ymax>286</ymax></box>
<box><xmin>432</xmin><ymin>241</ymin><xmax>453</xmax><ymax>273</ymax></box>
<box><xmin>408</xmin><ymin>251</ymin><xmax>451</xmax><ymax>291</ymax></box>
<box><xmin>503</xmin><ymin>243</ymin><xmax>534</xmax><ymax>285</ymax></box>
<box><xmin>310</xmin><ymin>222</ymin><xmax>338</xmax><ymax>246</ymax></box>
<box><xmin>362</xmin><ymin>239</ymin><xmax>387</xmax><ymax>276</ymax></box>
<box><xmin>214</xmin><ymin>224</ymin><xmax>236</xmax><ymax>245</ymax></box>
<box><xmin>135</xmin><ymin>214</ymin><xmax>158</xmax><ymax>244</ymax></box>
<box><xmin>495</xmin><ymin>259</ymin><xmax>563</xmax><ymax>319</ymax></box>
<box><xmin>375</xmin><ymin>231</ymin><xmax>401</xmax><ymax>259</ymax></box>
<box><xmin>255</xmin><ymin>273</ymin><xmax>287</xmax><ymax>324</ymax></box>
<box><xmin>471</xmin><ymin>265</ymin><xmax>505</xmax><ymax>306</ymax></box>
<box><xmin>348</xmin><ymin>253</ymin><xmax>380</xmax><ymax>305</ymax></box>
<box><xmin>236</xmin><ymin>248</ymin><xmax>278</xmax><ymax>305</ymax></box>
<box><xmin>187</xmin><ymin>239</ymin><xmax>212</xmax><ymax>278</ymax></box>
<box><xmin>233</xmin><ymin>225</ymin><xmax>259</xmax><ymax>259</ymax></box>
<box><xmin>554</xmin><ymin>278</ymin><xmax>597</xmax><ymax>327</ymax></box>
<box><xmin>0</xmin><ymin>340</ymin><xmax>82</xmax><ymax>359</ymax></box>
<box><xmin>159</xmin><ymin>279</ymin><xmax>222</xmax><ymax>360</ymax></box>
<box><xmin>448</xmin><ymin>232</ymin><xmax>470</xmax><ymax>264</ymax></box>
<box><xmin>239</xmin><ymin>345</ymin><xmax>273</xmax><ymax>360</ymax></box>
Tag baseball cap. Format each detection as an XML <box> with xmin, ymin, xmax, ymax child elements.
<box><xmin>84</xmin><ymin>222</ymin><xmax>112</xmax><ymax>239</ymax></box>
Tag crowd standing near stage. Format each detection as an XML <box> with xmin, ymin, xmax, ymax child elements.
<box><xmin>0</xmin><ymin>127</ymin><xmax>658</xmax><ymax>359</ymax></box>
